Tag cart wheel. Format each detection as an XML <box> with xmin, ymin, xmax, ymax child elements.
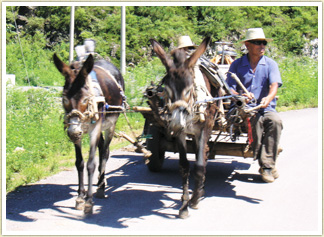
<box><xmin>146</xmin><ymin>125</ymin><xmax>165</xmax><ymax>172</ymax></box>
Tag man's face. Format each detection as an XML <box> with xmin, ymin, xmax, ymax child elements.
<box><xmin>245</xmin><ymin>40</ymin><xmax>267</xmax><ymax>58</ymax></box>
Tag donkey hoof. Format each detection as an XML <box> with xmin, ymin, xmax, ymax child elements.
<box><xmin>190</xmin><ymin>201</ymin><xmax>199</xmax><ymax>209</ymax></box>
<box><xmin>75</xmin><ymin>197</ymin><xmax>85</xmax><ymax>210</ymax></box>
<box><xmin>190</xmin><ymin>196</ymin><xmax>201</xmax><ymax>209</ymax></box>
<box><xmin>179</xmin><ymin>209</ymin><xmax>189</xmax><ymax>219</ymax></box>
<box><xmin>95</xmin><ymin>188</ymin><xmax>105</xmax><ymax>199</ymax></box>
<box><xmin>84</xmin><ymin>201</ymin><xmax>94</xmax><ymax>215</ymax></box>
<box><xmin>190</xmin><ymin>190</ymin><xmax>204</xmax><ymax>209</ymax></box>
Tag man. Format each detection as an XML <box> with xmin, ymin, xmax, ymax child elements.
<box><xmin>227</xmin><ymin>28</ymin><xmax>283</xmax><ymax>183</ymax></box>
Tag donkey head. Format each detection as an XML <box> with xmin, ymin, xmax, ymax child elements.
<box><xmin>53</xmin><ymin>53</ymin><xmax>94</xmax><ymax>143</ymax></box>
<box><xmin>150</xmin><ymin>37</ymin><xmax>210</xmax><ymax>135</ymax></box>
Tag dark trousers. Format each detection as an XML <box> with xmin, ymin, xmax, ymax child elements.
<box><xmin>250</xmin><ymin>111</ymin><xmax>283</xmax><ymax>169</ymax></box>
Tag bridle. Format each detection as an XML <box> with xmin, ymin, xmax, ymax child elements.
<box><xmin>63</xmin><ymin>94</ymin><xmax>105</xmax><ymax>128</ymax></box>
<box><xmin>164</xmin><ymin>83</ymin><xmax>197</xmax><ymax>120</ymax></box>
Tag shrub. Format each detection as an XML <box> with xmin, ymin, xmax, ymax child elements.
<box><xmin>6</xmin><ymin>88</ymin><xmax>74</xmax><ymax>192</ymax></box>
<box><xmin>277</xmin><ymin>56</ymin><xmax>318</xmax><ymax>110</ymax></box>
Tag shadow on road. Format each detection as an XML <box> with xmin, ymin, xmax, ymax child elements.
<box><xmin>6</xmin><ymin>183</ymin><xmax>74</xmax><ymax>222</ymax></box>
<box><xmin>6</xmin><ymin>152</ymin><xmax>262</xmax><ymax>229</ymax></box>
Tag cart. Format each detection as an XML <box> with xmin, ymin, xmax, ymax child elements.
<box><xmin>133</xmin><ymin>43</ymin><xmax>262</xmax><ymax>172</ymax></box>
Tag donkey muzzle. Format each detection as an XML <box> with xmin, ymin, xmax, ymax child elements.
<box><xmin>168</xmin><ymin>106</ymin><xmax>188</xmax><ymax>136</ymax></box>
<box><xmin>67</xmin><ymin>117</ymin><xmax>83</xmax><ymax>143</ymax></box>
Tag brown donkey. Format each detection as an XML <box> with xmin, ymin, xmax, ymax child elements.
<box><xmin>150</xmin><ymin>37</ymin><xmax>218</xmax><ymax>218</ymax></box>
<box><xmin>53</xmin><ymin>54</ymin><xmax>125</xmax><ymax>214</ymax></box>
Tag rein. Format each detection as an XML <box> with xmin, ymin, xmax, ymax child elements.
<box><xmin>63</xmin><ymin>98</ymin><xmax>126</xmax><ymax>126</ymax></box>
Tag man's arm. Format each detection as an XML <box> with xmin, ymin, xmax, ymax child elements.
<box><xmin>260</xmin><ymin>82</ymin><xmax>279</xmax><ymax>108</ymax></box>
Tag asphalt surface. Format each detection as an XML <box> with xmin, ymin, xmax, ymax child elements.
<box><xmin>5</xmin><ymin>108</ymin><xmax>322</xmax><ymax>235</ymax></box>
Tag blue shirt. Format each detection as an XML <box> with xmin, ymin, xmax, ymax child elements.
<box><xmin>227</xmin><ymin>54</ymin><xmax>282</xmax><ymax>113</ymax></box>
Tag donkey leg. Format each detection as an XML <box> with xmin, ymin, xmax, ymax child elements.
<box><xmin>177</xmin><ymin>135</ymin><xmax>190</xmax><ymax>219</ymax></box>
<box><xmin>190</xmin><ymin>164</ymin><xmax>206</xmax><ymax>209</ymax></box>
<box><xmin>179</xmin><ymin>163</ymin><xmax>190</xmax><ymax>219</ymax></box>
<box><xmin>190</xmin><ymin>130</ymin><xmax>208</xmax><ymax>209</ymax></box>
<box><xmin>74</xmin><ymin>142</ymin><xmax>86</xmax><ymax>210</ymax></box>
<box><xmin>96</xmin><ymin>127</ymin><xmax>115</xmax><ymax>198</ymax></box>
<box><xmin>96</xmin><ymin>133</ymin><xmax>106</xmax><ymax>198</ymax></box>
<box><xmin>84</xmin><ymin>125</ymin><xmax>102</xmax><ymax>214</ymax></box>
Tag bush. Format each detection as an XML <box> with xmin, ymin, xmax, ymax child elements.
<box><xmin>6</xmin><ymin>88</ymin><xmax>75</xmax><ymax>192</ymax></box>
<box><xmin>277</xmin><ymin>56</ymin><xmax>318</xmax><ymax>110</ymax></box>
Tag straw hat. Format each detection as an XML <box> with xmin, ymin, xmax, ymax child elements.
<box><xmin>241</xmin><ymin>28</ymin><xmax>273</xmax><ymax>43</ymax></box>
<box><xmin>174</xmin><ymin>35</ymin><xmax>198</xmax><ymax>50</ymax></box>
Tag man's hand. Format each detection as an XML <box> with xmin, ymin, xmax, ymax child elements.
<box><xmin>260</xmin><ymin>96</ymin><xmax>271</xmax><ymax>108</ymax></box>
<box><xmin>260</xmin><ymin>82</ymin><xmax>279</xmax><ymax>108</ymax></box>
<box><xmin>243</xmin><ymin>92</ymin><xmax>255</xmax><ymax>103</ymax></box>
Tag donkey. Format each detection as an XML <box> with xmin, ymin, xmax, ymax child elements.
<box><xmin>53</xmin><ymin>53</ymin><xmax>125</xmax><ymax>214</ymax></box>
<box><xmin>150</xmin><ymin>37</ymin><xmax>218</xmax><ymax>218</ymax></box>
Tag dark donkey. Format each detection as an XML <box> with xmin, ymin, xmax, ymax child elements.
<box><xmin>53</xmin><ymin>53</ymin><xmax>125</xmax><ymax>214</ymax></box>
<box><xmin>150</xmin><ymin>37</ymin><xmax>218</xmax><ymax>218</ymax></box>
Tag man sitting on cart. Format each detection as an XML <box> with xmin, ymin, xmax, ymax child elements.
<box><xmin>226</xmin><ymin>28</ymin><xmax>283</xmax><ymax>183</ymax></box>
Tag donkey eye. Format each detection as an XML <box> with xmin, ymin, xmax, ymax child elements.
<box><xmin>182</xmin><ymin>87</ymin><xmax>192</xmax><ymax>100</ymax></box>
<box><xmin>82</xmin><ymin>98</ymin><xmax>89</xmax><ymax>105</ymax></box>
<box><xmin>62</xmin><ymin>96</ymin><xmax>70</xmax><ymax>105</ymax></box>
<box><xmin>62</xmin><ymin>96</ymin><xmax>72</xmax><ymax>113</ymax></box>
<box><xmin>165</xmin><ymin>86</ymin><xmax>173</xmax><ymax>99</ymax></box>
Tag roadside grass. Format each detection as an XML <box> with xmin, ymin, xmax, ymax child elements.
<box><xmin>276</xmin><ymin>56</ymin><xmax>318</xmax><ymax>111</ymax></box>
<box><xmin>6</xmin><ymin>88</ymin><xmax>74</xmax><ymax>192</ymax></box>
<box><xmin>5</xmin><ymin>55</ymin><xmax>318</xmax><ymax>193</ymax></box>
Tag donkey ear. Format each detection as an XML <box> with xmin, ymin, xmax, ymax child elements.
<box><xmin>67</xmin><ymin>55</ymin><xmax>94</xmax><ymax>98</ymax></box>
<box><xmin>82</xmin><ymin>54</ymin><xmax>94</xmax><ymax>74</ymax></box>
<box><xmin>71</xmin><ymin>54</ymin><xmax>94</xmax><ymax>90</ymax></box>
<box><xmin>186</xmin><ymin>37</ymin><xmax>211</xmax><ymax>68</ymax></box>
<box><xmin>53</xmin><ymin>53</ymin><xmax>72</xmax><ymax>77</ymax></box>
<box><xmin>150</xmin><ymin>39</ymin><xmax>172</xmax><ymax>70</ymax></box>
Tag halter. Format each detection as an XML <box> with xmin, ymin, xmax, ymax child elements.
<box><xmin>63</xmin><ymin>95</ymin><xmax>104</xmax><ymax>127</ymax></box>
<box><xmin>63</xmin><ymin>64</ymin><xmax>125</xmax><ymax>127</ymax></box>
<box><xmin>166</xmin><ymin>85</ymin><xmax>195</xmax><ymax>113</ymax></box>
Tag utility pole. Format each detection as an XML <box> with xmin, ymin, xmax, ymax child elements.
<box><xmin>121</xmin><ymin>6</ymin><xmax>126</xmax><ymax>75</ymax></box>
<box><xmin>69</xmin><ymin>6</ymin><xmax>75</xmax><ymax>63</ymax></box>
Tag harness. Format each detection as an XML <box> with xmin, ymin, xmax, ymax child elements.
<box><xmin>164</xmin><ymin>84</ymin><xmax>207</xmax><ymax>125</ymax></box>
<box><xmin>164</xmin><ymin>68</ymin><xmax>213</xmax><ymax>124</ymax></box>
<box><xmin>64</xmin><ymin>65</ymin><xmax>126</xmax><ymax>127</ymax></box>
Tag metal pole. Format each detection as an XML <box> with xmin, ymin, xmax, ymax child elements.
<box><xmin>69</xmin><ymin>6</ymin><xmax>75</xmax><ymax>63</ymax></box>
<box><xmin>121</xmin><ymin>6</ymin><xmax>126</xmax><ymax>75</ymax></box>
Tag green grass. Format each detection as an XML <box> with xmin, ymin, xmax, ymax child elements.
<box><xmin>276</xmin><ymin>56</ymin><xmax>318</xmax><ymax>111</ymax></box>
<box><xmin>6</xmin><ymin>88</ymin><xmax>75</xmax><ymax>192</ymax></box>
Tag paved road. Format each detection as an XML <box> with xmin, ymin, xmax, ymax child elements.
<box><xmin>5</xmin><ymin>108</ymin><xmax>321</xmax><ymax>235</ymax></box>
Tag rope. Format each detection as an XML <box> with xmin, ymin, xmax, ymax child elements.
<box><xmin>122</xmin><ymin>110</ymin><xmax>137</xmax><ymax>140</ymax></box>
<box><xmin>11</xmin><ymin>7</ymin><xmax>30</xmax><ymax>86</ymax></box>
<box><xmin>94</xmin><ymin>65</ymin><xmax>125</xmax><ymax>94</ymax></box>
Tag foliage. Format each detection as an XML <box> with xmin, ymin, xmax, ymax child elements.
<box><xmin>277</xmin><ymin>56</ymin><xmax>318</xmax><ymax>110</ymax></box>
<box><xmin>6</xmin><ymin>88</ymin><xmax>75</xmax><ymax>192</ymax></box>
<box><xmin>6</xmin><ymin>33</ymin><xmax>66</xmax><ymax>86</ymax></box>
<box><xmin>6</xmin><ymin>5</ymin><xmax>318</xmax><ymax>76</ymax></box>
<box><xmin>5</xmin><ymin>5</ymin><xmax>319</xmax><ymax>86</ymax></box>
